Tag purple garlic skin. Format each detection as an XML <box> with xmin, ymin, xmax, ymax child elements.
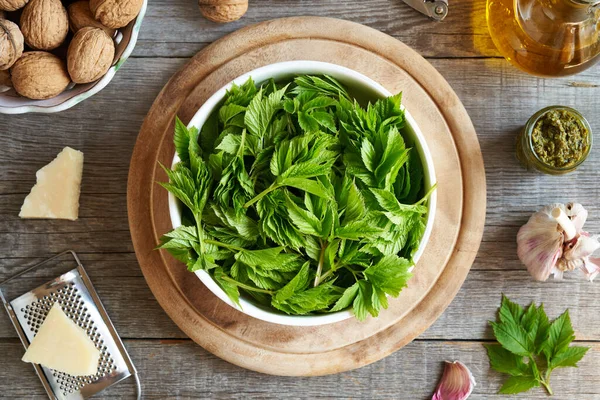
<box><xmin>432</xmin><ymin>361</ymin><xmax>475</xmax><ymax>400</ymax></box>
<box><xmin>517</xmin><ymin>203</ymin><xmax>600</xmax><ymax>281</ymax></box>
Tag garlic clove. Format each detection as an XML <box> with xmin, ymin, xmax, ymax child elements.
<box><xmin>432</xmin><ymin>361</ymin><xmax>476</xmax><ymax>400</ymax></box>
<box><xmin>563</xmin><ymin>235</ymin><xmax>600</xmax><ymax>261</ymax></box>
<box><xmin>582</xmin><ymin>258</ymin><xmax>600</xmax><ymax>281</ymax></box>
<box><xmin>566</xmin><ymin>203</ymin><xmax>588</xmax><ymax>233</ymax></box>
<box><xmin>517</xmin><ymin>208</ymin><xmax>564</xmax><ymax>281</ymax></box>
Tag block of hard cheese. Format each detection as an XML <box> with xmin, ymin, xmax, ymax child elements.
<box><xmin>19</xmin><ymin>147</ymin><xmax>84</xmax><ymax>221</ymax></box>
<box><xmin>22</xmin><ymin>303</ymin><xmax>100</xmax><ymax>376</ymax></box>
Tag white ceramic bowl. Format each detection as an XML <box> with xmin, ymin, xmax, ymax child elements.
<box><xmin>0</xmin><ymin>0</ymin><xmax>147</xmax><ymax>114</ymax></box>
<box><xmin>169</xmin><ymin>61</ymin><xmax>437</xmax><ymax>326</ymax></box>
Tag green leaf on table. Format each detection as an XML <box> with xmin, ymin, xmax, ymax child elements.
<box><xmin>499</xmin><ymin>294</ymin><xmax>525</xmax><ymax>326</ymax></box>
<box><xmin>544</xmin><ymin>310</ymin><xmax>575</xmax><ymax>361</ymax></box>
<box><xmin>486</xmin><ymin>296</ymin><xmax>590</xmax><ymax>396</ymax></box>
<box><xmin>490</xmin><ymin>321</ymin><xmax>533</xmax><ymax>357</ymax></box>
<box><xmin>498</xmin><ymin>375</ymin><xmax>539</xmax><ymax>395</ymax></box>
<box><xmin>549</xmin><ymin>346</ymin><xmax>589</xmax><ymax>369</ymax></box>
<box><xmin>484</xmin><ymin>344</ymin><xmax>529</xmax><ymax>376</ymax></box>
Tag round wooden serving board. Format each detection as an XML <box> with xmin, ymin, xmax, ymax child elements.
<box><xmin>127</xmin><ymin>17</ymin><xmax>486</xmax><ymax>376</ymax></box>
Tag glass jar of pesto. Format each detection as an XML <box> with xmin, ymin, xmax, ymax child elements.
<box><xmin>517</xmin><ymin>106</ymin><xmax>592</xmax><ymax>175</ymax></box>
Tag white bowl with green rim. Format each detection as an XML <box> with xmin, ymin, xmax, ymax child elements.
<box><xmin>168</xmin><ymin>60</ymin><xmax>438</xmax><ymax>326</ymax></box>
<box><xmin>0</xmin><ymin>0</ymin><xmax>147</xmax><ymax>114</ymax></box>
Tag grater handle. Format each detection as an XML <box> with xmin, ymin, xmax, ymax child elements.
<box><xmin>0</xmin><ymin>250</ymin><xmax>81</xmax><ymax>286</ymax></box>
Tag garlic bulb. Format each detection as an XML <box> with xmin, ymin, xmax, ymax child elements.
<box><xmin>432</xmin><ymin>361</ymin><xmax>475</xmax><ymax>400</ymax></box>
<box><xmin>517</xmin><ymin>203</ymin><xmax>600</xmax><ymax>281</ymax></box>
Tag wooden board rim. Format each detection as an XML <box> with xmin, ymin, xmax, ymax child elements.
<box><xmin>127</xmin><ymin>16</ymin><xmax>486</xmax><ymax>376</ymax></box>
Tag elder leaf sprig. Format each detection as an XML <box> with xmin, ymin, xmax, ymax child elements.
<box><xmin>485</xmin><ymin>295</ymin><xmax>590</xmax><ymax>395</ymax></box>
<box><xmin>157</xmin><ymin>75</ymin><xmax>433</xmax><ymax>320</ymax></box>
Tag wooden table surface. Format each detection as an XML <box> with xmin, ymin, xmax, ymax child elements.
<box><xmin>1</xmin><ymin>1</ymin><xmax>600</xmax><ymax>399</ymax></box>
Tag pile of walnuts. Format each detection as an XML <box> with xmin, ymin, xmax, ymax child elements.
<box><xmin>0</xmin><ymin>0</ymin><xmax>142</xmax><ymax>100</ymax></box>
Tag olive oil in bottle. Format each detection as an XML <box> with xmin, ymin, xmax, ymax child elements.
<box><xmin>486</xmin><ymin>0</ymin><xmax>600</xmax><ymax>77</ymax></box>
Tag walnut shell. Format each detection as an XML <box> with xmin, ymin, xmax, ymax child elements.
<box><xmin>11</xmin><ymin>51</ymin><xmax>70</xmax><ymax>99</ymax></box>
<box><xmin>89</xmin><ymin>0</ymin><xmax>143</xmax><ymax>29</ymax></box>
<box><xmin>67</xmin><ymin>27</ymin><xmax>114</xmax><ymax>84</ymax></box>
<box><xmin>198</xmin><ymin>0</ymin><xmax>247</xmax><ymax>23</ymax></box>
<box><xmin>0</xmin><ymin>0</ymin><xmax>29</xmax><ymax>11</ymax></box>
<box><xmin>68</xmin><ymin>1</ymin><xmax>115</xmax><ymax>37</ymax></box>
<box><xmin>0</xmin><ymin>69</ymin><xmax>11</xmax><ymax>91</ymax></box>
<box><xmin>0</xmin><ymin>19</ymin><xmax>24</xmax><ymax>70</ymax></box>
<box><xmin>20</xmin><ymin>0</ymin><xmax>69</xmax><ymax>50</ymax></box>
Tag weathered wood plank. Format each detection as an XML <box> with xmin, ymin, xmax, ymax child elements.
<box><xmin>2</xmin><ymin>269</ymin><xmax>600</xmax><ymax>342</ymax></box>
<box><xmin>2</xmin><ymin>58</ymin><xmax>600</xmax><ymax>259</ymax></box>
<box><xmin>0</xmin><ymin>338</ymin><xmax>598</xmax><ymax>399</ymax></box>
<box><xmin>132</xmin><ymin>0</ymin><xmax>497</xmax><ymax>59</ymax></box>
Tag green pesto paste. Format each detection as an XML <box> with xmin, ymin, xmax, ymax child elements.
<box><xmin>531</xmin><ymin>110</ymin><xmax>589</xmax><ymax>168</ymax></box>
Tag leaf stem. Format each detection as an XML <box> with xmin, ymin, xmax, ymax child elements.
<box><xmin>203</xmin><ymin>239</ymin><xmax>245</xmax><ymax>252</ymax></box>
<box><xmin>313</xmin><ymin>241</ymin><xmax>327</xmax><ymax>287</ymax></box>
<box><xmin>244</xmin><ymin>183</ymin><xmax>280</xmax><ymax>208</ymax></box>
<box><xmin>219</xmin><ymin>275</ymin><xmax>274</xmax><ymax>294</ymax></box>
<box><xmin>540</xmin><ymin>379</ymin><xmax>553</xmax><ymax>396</ymax></box>
<box><xmin>541</xmin><ymin>369</ymin><xmax>553</xmax><ymax>396</ymax></box>
<box><xmin>193</xmin><ymin>214</ymin><xmax>206</xmax><ymax>255</ymax></box>
<box><xmin>414</xmin><ymin>183</ymin><xmax>438</xmax><ymax>206</ymax></box>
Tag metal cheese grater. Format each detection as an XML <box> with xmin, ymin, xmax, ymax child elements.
<box><xmin>0</xmin><ymin>251</ymin><xmax>141</xmax><ymax>400</ymax></box>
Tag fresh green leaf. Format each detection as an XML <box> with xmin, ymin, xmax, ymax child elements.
<box><xmin>213</xmin><ymin>267</ymin><xmax>241</xmax><ymax>307</ymax></box>
<box><xmin>484</xmin><ymin>344</ymin><xmax>529</xmax><ymax>376</ymax></box>
<box><xmin>363</xmin><ymin>255</ymin><xmax>412</xmax><ymax>297</ymax></box>
<box><xmin>174</xmin><ymin>117</ymin><xmax>191</xmax><ymax>164</ymax></box>
<box><xmin>545</xmin><ymin>310</ymin><xmax>576</xmax><ymax>360</ymax></box>
<box><xmin>353</xmin><ymin>280</ymin><xmax>376</xmax><ymax>321</ymax></box>
<box><xmin>487</xmin><ymin>296</ymin><xmax>589</xmax><ymax>397</ymax></box>
<box><xmin>331</xmin><ymin>282</ymin><xmax>359</xmax><ymax>312</ymax></box>
<box><xmin>498</xmin><ymin>375</ymin><xmax>539</xmax><ymax>395</ymax></box>
<box><xmin>273</xmin><ymin>262</ymin><xmax>310</xmax><ymax>303</ymax></box>
<box><xmin>499</xmin><ymin>294</ymin><xmax>525</xmax><ymax>326</ymax></box>
<box><xmin>245</xmin><ymin>85</ymin><xmax>288</xmax><ymax>139</ymax></box>
<box><xmin>490</xmin><ymin>321</ymin><xmax>534</xmax><ymax>357</ymax></box>
<box><xmin>549</xmin><ymin>346</ymin><xmax>589</xmax><ymax>369</ymax></box>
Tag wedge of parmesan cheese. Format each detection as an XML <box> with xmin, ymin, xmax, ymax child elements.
<box><xmin>22</xmin><ymin>303</ymin><xmax>100</xmax><ymax>376</ymax></box>
<box><xmin>19</xmin><ymin>147</ymin><xmax>84</xmax><ymax>220</ymax></box>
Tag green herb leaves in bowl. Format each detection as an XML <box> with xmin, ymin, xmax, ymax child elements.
<box><xmin>158</xmin><ymin>74</ymin><xmax>434</xmax><ymax>321</ymax></box>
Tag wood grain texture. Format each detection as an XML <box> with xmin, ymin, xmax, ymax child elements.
<box><xmin>133</xmin><ymin>0</ymin><xmax>497</xmax><ymax>58</ymax></box>
<box><xmin>0</xmin><ymin>0</ymin><xmax>599</xmax><ymax>397</ymax></box>
<box><xmin>1</xmin><ymin>339</ymin><xmax>600</xmax><ymax>399</ymax></box>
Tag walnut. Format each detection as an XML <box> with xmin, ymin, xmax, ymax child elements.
<box><xmin>89</xmin><ymin>0</ymin><xmax>143</xmax><ymax>29</ymax></box>
<box><xmin>0</xmin><ymin>18</ymin><xmax>24</xmax><ymax>70</ymax></box>
<box><xmin>67</xmin><ymin>27</ymin><xmax>114</xmax><ymax>84</ymax></box>
<box><xmin>198</xmin><ymin>0</ymin><xmax>247</xmax><ymax>23</ymax></box>
<box><xmin>0</xmin><ymin>0</ymin><xmax>29</xmax><ymax>12</ymax></box>
<box><xmin>20</xmin><ymin>0</ymin><xmax>69</xmax><ymax>50</ymax></box>
<box><xmin>68</xmin><ymin>1</ymin><xmax>115</xmax><ymax>37</ymax></box>
<box><xmin>11</xmin><ymin>51</ymin><xmax>70</xmax><ymax>99</ymax></box>
<box><xmin>0</xmin><ymin>69</ymin><xmax>11</xmax><ymax>91</ymax></box>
